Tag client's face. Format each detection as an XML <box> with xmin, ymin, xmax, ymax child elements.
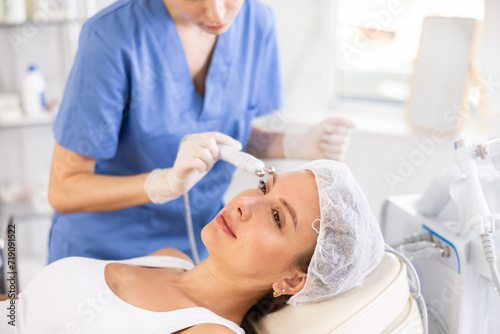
<box><xmin>202</xmin><ymin>170</ymin><xmax>320</xmax><ymax>283</ymax></box>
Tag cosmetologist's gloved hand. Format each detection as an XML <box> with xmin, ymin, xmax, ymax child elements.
<box><xmin>144</xmin><ymin>132</ymin><xmax>242</xmax><ymax>204</ymax></box>
<box><xmin>282</xmin><ymin>117</ymin><xmax>355</xmax><ymax>161</ymax></box>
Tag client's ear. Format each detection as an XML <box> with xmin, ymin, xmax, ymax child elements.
<box><xmin>273</xmin><ymin>272</ymin><xmax>307</xmax><ymax>295</ymax></box>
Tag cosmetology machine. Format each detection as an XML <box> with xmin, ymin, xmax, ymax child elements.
<box><xmin>186</xmin><ymin>145</ymin><xmax>427</xmax><ymax>333</ymax></box>
<box><xmin>382</xmin><ymin>135</ymin><xmax>500</xmax><ymax>334</ymax></box>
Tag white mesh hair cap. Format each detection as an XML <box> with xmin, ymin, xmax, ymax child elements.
<box><xmin>288</xmin><ymin>159</ymin><xmax>385</xmax><ymax>307</ymax></box>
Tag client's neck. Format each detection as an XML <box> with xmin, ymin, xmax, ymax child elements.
<box><xmin>173</xmin><ymin>258</ymin><xmax>268</xmax><ymax>324</ymax></box>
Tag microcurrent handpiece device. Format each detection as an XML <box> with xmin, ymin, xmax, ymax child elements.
<box><xmin>184</xmin><ymin>144</ymin><xmax>275</xmax><ymax>264</ymax></box>
<box><xmin>218</xmin><ymin>144</ymin><xmax>276</xmax><ymax>177</ymax></box>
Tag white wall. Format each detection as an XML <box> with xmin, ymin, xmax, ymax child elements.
<box><xmin>481</xmin><ymin>0</ymin><xmax>500</xmax><ymax>121</ymax></box>
<box><xmin>262</xmin><ymin>0</ymin><xmax>338</xmax><ymax>110</ymax></box>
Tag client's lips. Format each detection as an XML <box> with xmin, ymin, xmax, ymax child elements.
<box><xmin>216</xmin><ymin>212</ymin><xmax>236</xmax><ymax>238</ymax></box>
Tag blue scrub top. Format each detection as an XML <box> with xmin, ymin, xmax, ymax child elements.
<box><xmin>49</xmin><ymin>0</ymin><xmax>282</xmax><ymax>263</ymax></box>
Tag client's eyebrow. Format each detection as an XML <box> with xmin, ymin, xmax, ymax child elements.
<box><xmin>273</xmin><ymin>174</ymin><xmax>298</xmax><ymax>231</ymax></box>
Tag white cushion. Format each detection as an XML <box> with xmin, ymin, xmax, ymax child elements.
<box><xmin>254</xmin><ymin>252</ymin><xmax>419</xmax><ymax>334</ymax></box>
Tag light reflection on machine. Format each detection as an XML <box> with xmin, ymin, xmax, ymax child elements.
<box><xmin>382</xmin><ymin>135</ymin><xmax>500</xmax><ymax>334</ymax></box>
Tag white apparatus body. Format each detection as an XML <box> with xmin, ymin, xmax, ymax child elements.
<box><xmin>451</xmin><ymin>138</ymin><xmax>495</xmax><ymax>235</ymax></box>
<box><xmin>382</xmin><ymin>136</ymin><xmax>500</xmax><ymax>334</ymax></box>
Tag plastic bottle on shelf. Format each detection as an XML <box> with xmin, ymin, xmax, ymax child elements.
<box><xmin>1</xmin><ymin>0</ymin><xmax>27</xmax><ymax>23</ymax></box>
<box><xmin>28</xmin><ymin>0</ymin><xmax>56</xmax><ymax>22</ymax></box>
<box><xmin>32</xmin><ymin>0</ymin><xmax>77</xmax><ymax>21</ymax></box>
<box><xmin>25</xmin><ymin>0</ymin><xmax>34</xmax><ymax>20</ymax></box>
<box><xmin>31</xmin><ymin>0</ymin><xmax>47</xmax><ymax>21</ymax></box>
<box><xmin>30</xmin><ymin>0</ymin><xmax>46</xmax><ymax>21</ymax></box>
<box><xmin>21</xmin><ymin>64</ymin><xmax>47</xmax><ymax>116</ymax></box>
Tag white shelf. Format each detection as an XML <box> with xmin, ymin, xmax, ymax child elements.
<box><xmin>0</xmin><ymin>19</ymin><xmax>85</xmax><ymax>28</ymax></box>
<box><xmin>0</xmin><ymin>113</ymin><xmax>56</xmax><ymax>129</ymax></box>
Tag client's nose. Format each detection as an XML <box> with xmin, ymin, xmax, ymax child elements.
<box><xmin>236</xmin><ymin>196</ymin><xmax>259</xmax><ymax>222</ymax></box>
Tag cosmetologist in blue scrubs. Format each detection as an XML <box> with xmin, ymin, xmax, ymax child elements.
<box><xmin>48</xmin><ymin>0</ymin><xmax>355</xmax><ymax>263</ymax></box>
<box><xmin>49</xmin><ymin>0</ymin><xmax>281</xmax><ymax>262</ymax></box>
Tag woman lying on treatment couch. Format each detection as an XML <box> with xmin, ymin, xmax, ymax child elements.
<box><xmin>0</xmin><ymin>160</ymin><xmax>384</xmax><ymax>334</ymax></box>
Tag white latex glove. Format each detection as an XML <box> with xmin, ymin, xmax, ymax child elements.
<box><xmin>144</xmin><ymin>132</ymin><xmax>242</xmax><ymax>204</ymax></box>
<box><xmin>282</xmin><ymin>118</ymin><xmax>355</xmax><ymax>161</ymax></box>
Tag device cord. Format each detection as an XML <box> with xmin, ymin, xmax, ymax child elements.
<box><xmin>480</xmin><ymin>233</ymin><xmax>500</xmax><ymax>296</ymax></box>
<box><xmin>385</xmin><ymin>247</ymin><xmax>428</xmax><ymax>334</ymax></box>
<box><xmin>184</xmin><ymin>193</ymin><xmax>200</xmax><ymax>265</ymax></box>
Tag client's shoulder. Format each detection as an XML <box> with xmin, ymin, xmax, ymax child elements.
<box><xmin>147</xmin><ymin>248</ymin><xmax>194</xmax><ymax>265</ymax></box>
<box><xmin>182</xmin><ymin>323</ymin><xmax>237</xmax><ymax>334</ymax></box>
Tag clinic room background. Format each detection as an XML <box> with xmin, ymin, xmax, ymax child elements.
<box><xmin>0</xmin><ymin>0</ymin><xmax>499</xmax><ymax>333</ymax></box>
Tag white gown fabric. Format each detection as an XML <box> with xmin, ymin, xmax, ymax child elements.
<box><xmin>0</xmin><ymin>256</ymin><xmax>244</xmax><ymax>334</ymax></box>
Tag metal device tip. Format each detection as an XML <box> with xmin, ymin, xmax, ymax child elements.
<box><xmin>264</xmin><ymin>167</ymin><xmax>275</xmax><ymax>175</ymax></box>
<box><xmin>256</xmin><ymin>170</ymin><xmax>265</xmax><ymax>178</ymax></box>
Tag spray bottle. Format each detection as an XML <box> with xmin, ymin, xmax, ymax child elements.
<box><xmin>21</xmin><ymin>64</ymin><xmax>46</xmax><ymax>116</ymax></box>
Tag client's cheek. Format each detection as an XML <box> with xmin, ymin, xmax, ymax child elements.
<box><xmin>242</xmin><ymin>251</ymin><xmax>283</xmax><ymax>276</ymax></box>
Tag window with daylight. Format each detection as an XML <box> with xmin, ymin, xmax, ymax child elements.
<box><xmin>335</xmin><ymin>0</ymin><xmax>484</xmax><ymax>102</ymax></box>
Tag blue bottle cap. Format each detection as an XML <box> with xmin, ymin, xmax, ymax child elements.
<box><xmin>28</xmin><ymin>64</ymin><xmax>38</xmax><ymax>72</ymax></box>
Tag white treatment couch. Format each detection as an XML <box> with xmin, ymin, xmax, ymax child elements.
<box><xmin>254</xmin><ymin>252</ymin><xmax>425</xmax><ymax>334</ymax></box>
